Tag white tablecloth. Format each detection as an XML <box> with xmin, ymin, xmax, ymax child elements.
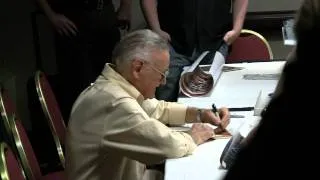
<box><xmin>165</xmin><ymin>61</ymin><xmax>286</xmax><ymax>180</ymax></box>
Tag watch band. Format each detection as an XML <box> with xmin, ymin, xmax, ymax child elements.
<box><xmin>196</xmin><ymin>109</ymin><xmax>203</xmax><ymax>122</ymax></box>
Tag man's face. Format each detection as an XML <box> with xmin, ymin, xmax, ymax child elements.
<box><xmin>137</xmin><ymin>50</ymin><xmax>170</xmax><ymax>99</ymax></box>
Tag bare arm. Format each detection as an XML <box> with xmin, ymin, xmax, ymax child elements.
<box><xmin>140</xmin><ymin>0</ymin><xmax>171</xmax><ymax>41</ymax></box>
<box><xmin>224</xmin><ymin>0</ymin><xmax>248</xmax><ymax>44</ymax></box>
<box><xmin>36</xmin><ymin>0</ymin><xmax>55</xmax><ymax>18</ymax></box>
<box><xmin>232</xmin><ymin>0</ymin><xmax>248</xmax><ymax>33</ymax></box>
<box><xmin>140</xmin><ymin>0</ymin><xmax>160</xmax><ymax>31</ymax></box>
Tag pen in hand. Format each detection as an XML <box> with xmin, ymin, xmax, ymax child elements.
<box><xmin>211</xmin><ymin>103</ymin><xmax>220</xmax><ymax>119</ymax></box>
<box><xmin>212</xmin><ymin>104</ymin><xmax>225</xmax><ymax>127</ymax></box>
<box><xmin>212</xmin><ymin>104</ymin><xmax>229</xmax><ymax>134</ymax></box>
<box><xmin>212</xmin><ymin>103</ymin><xmax>225</xmax><ymax>133</ymax></box>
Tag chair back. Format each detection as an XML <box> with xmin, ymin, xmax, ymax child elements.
<box><xmin>9</xmin><ymin>114</ymin><xmax>42</xmax><ymax>180</ymax></box>
<box><xmin>226</xmin><ymin>29</ymin><xmax>274</xmax><ymax>63</ymax></box>
<box><xmin>35</xmin><ymin>71</ymin><xmax>65</xmax><ymax>167</ymax></box>
<box><xmin>0</xmin><ymin>142</ymin><xmax>26</xmax><ymax>180</ymax></box>
<box><xmin>0</xmin><ymin>86</ymin><xmax>16</xmax><ymax>146</ymax></box>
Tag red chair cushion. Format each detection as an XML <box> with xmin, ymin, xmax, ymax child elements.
<box><xmin>227</xmin><ymin>34</ymin><xmax>271</xmax><ymax>63</ymax></box>
<box><xmin>16</xmin><ymin>120</ymin><xmax>43</xmax><ymax>180</ymax></box>
<box><xmin>6</xmin><ymin>146</ymin><xmax>26</xmax><ymax>180</ymax></box>
<box><xmin>39</xmin><ymin>73</ymin><xmax>66</xmax><ymax>145</ymax></box>
<box><xmin>41</xmin><ymin>170</ymin><xmax>66</xmax><ymax>180</ymax></box>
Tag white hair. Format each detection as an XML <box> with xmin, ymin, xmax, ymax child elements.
<box><xmin>112</xmin><ymin>29</ymin><xmax>169</xmax><ymax>68</ymax></box>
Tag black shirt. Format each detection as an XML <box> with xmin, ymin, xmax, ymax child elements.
<box><xmin>49</xmin><ymin>0</ymin><xmax>113</xmax><ymax>10</ymax></box>
<box><xmin>158</xmin><ymin>0</ymin><xmax>232</xmax><ymax>56</ymax></box>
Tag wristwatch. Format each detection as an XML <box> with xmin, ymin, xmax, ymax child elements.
<box><xmin>196</xmin><ymin>109</ymin><xmax>203</xmax><ymax>122</ymax></box>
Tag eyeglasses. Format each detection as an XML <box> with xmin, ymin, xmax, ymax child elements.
<box><xmin>141</xmin><ymin>60</ymin><xmax>169</xmax><ymax>82</ymax></box>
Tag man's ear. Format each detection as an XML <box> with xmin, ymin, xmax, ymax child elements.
<box><xmin>131</xmin><ymin>59</ymin><xmax>143</xmax><ymax>79</ymax></box>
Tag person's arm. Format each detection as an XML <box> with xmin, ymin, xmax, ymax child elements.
<box><xmin>185</xmin><ymin>107</ymin><xmax>230</xmax><ymax>134</ymax></box>
<box><xmin>223</xmin><ymin>0</ymin><xmax>248</xmax><ymax>45</ymax></box>
<box><xmin>232</xmin><ymin>0</ymin><xmax>248</xmax><ymax>34</ymax></box>
<box><xmin>185</xmin><ymin>106</ymin><xmax>230</xmax><ymax>129</ymax></box>
<box><xmin>36</xmin><ymin>0</ymin><xmax>77</xmax><ymax>36</ymax></box>
<box><xmin>140</xmin><ymin>0</ymin><xmax>160</xmax><ymax>32</ymax></box>
<box><xmin>141</xmin><ymin>99</ymin><xmax>230</xmax><ymax>129</ymax></box>
<box><xmin>140</xmin><ymin>0</ymin><xmax>171</xmax><ymax>41</ymax></box>
<box><xmin>36</xmin><ymin>0</ymin><xmax>55</xmax><ymax>18</ymax></box>
<box><xmin>100</xmin><ymin>99</ymin><xmax>206</xmax><ymax>165</ymax></box>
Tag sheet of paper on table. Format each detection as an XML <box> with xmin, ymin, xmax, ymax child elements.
<box><xmin>169</xmin><ymin>111</ymin><xmax>260</xmax><ymax>136</ymax></box>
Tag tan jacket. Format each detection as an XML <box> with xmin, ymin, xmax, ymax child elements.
<box><xmin>65</xmin><ymin>64</ymin><xmax>196</xmax><ymax>180</ymax></box>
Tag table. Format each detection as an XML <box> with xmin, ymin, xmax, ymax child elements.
<box><xmin>178</xmin><ymin>61</ymin><xmax>285</xmax><ymax>109</ymax></box>
<box><xmin>165</xmin><ymin>61</ymin><xmax>286</xmax><ymax>180</ymax></box>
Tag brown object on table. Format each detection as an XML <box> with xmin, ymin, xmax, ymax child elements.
<box><xmin>179</xmin><ymin>66</ymin><xmax>214</xmax><ymax>97</ymax></box>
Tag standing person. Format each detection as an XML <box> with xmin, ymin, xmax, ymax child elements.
<box><xmin>65</xmin><ymin>29</ymin><xmax>230</xmax><ymax>180</ymax></box>
<box><xmin>35</xmin><ymin>0</ymin><xmax>132</xmax><ymax>120</ymax></box>
<box><xmin>140</xmin><ymin>0</ymin><xmax>248</xmax><ymax>101</ymax></box>
<box><xmin>223</xmin><ymin>0</ymin><xmax>320</xmax><ymax>179</ymax></box>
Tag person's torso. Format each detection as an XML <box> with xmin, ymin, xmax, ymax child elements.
<box><xmin>47</xmin><ymin>0</ymin><xmax>117</xmax><ymax>31</ymax></box>
<box><xmin>158</xmin><ymin>0</ymin><xmax>232</xmax><ymax>55</ymax></box>
<box><xmin>48</xmin><ymin>0</ymin><xmax>113</xmax><ymax>11</ymax></box>
<box><xmin>65</xmin><ymin>78</ymin><xmax>145</xmax><ymax>180</ymax></box>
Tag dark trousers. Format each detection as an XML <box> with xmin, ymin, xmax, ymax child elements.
<box><xmin>55</xmin><ymin>6</ymin><xmax>120</xmax><ymax>121</ymax></box>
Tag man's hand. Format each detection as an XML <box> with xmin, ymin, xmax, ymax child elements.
<box><xmin>201</xmin><ymin>108</ymin><xmax>230</xmax><ymax>127</ymax></box>
<box><xmin>217</xmin><ymin>107</ymin><xmax>230</xmax><ymax>129</ymax></box>
<box><xmin>188</xmin><ymin>123</ymin><xmax>214</xmax><ymax>145</ymax></box>
<box><xmin>223</xmin><ymin>30</ymin><xmax>240</xmax><ymax>45</ymax></box>
<box><xmin>49</xmin><ymin>13</ymin><xmax>77</xmax><ymax>37</ymax></box>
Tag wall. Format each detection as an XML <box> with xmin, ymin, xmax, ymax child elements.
<box><xmin>245</xmin><ymin>0</ymin><xmax>301</xmax><ymax>59</ymax></box>
<box><xmin>248</xmin><ymin>0</ymin><xmax>303</xmax><ymax>12</ymax></box>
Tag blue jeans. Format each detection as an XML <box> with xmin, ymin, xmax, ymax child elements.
<box><xmin>155</xmin><ymin>42</ymin><xmax>229</xmax><ymax>101</ymax></box>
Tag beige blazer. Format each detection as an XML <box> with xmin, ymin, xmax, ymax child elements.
<box><xmin>65</xmin><ymin>64</ymin><xmax>196</xmax><ymax>180</ymax></box>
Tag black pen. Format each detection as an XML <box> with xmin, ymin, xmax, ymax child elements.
<box><xmin>212</xmin><ymin>104</ymin><xmax>224</xmax><ymax>131</ymax></box>
<box><xmin>211</xmin><ymin>104</ymin><xmax>220</xmax><ymax>118</ymax></box>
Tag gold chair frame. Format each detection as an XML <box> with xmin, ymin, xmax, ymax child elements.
<box><xmin>9</xmin><ymin>114</ymin><xmax>35</xmax><ymax>180</ymax></box>
<box><xmin>240</xmin><ymin>29</ymin><xmax>274</xmax><ymax>59</ymax></box>
<box><xmin>0</xmin><ymin>86</ymin><xmax>12</xmax><ymax>143</ymax></box>
<box><xmin>0</xmin><ymin>142</ymin><xmax>26</xmax><ymax>180</ymax></box>
<box><xmin>34</xmin><ymin>71</ymin><xmax>65</xmax><ymax>168</ymax></box>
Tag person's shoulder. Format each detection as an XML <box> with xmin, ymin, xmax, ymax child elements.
<box><xmin>89</xmin><ymin>80</ymin><xmax>128</xmax><ymax>99</ymax></box>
